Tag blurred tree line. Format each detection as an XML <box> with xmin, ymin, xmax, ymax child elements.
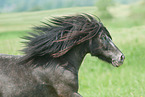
<box><xmin>0</xmin><ymin>0</ymin><xmax>95</xmax><ymax>13</ymax></box>
<box><xmin>0</xmin><ymin>0</ymin><xmax>139</xmax><ymax>13</ymax></box>
<box><xmin>130</xmin><ymin>0</ymin><xmax>145</xmax><ymax>19</ymax></box>
<box><xmin>96</xmin><ymin>0</ymin><xmax>114</xmax><ymax>19</ymax></box>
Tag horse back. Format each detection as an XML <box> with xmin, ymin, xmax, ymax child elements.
<box><xmin>0</xmin><ymin>54</ymin><xmax>22</xmax><ymax>65</ymax></box>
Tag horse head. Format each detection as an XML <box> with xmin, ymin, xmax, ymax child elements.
<box><xmin>89</xmin><ymin>23</ymin><xmax>125</xmax><ymax>67</ymax></box>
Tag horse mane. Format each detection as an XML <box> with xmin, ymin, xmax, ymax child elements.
<box><xmin>20</xmin><ymin>13</ymin><xmax>111</xmax><ymax>66</ymax></box>
<box><xmin>22</xmin><ymin>14</ymin><xmax>102</xmax><ymax>57</ymax></box>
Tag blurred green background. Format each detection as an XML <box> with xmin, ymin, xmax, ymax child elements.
<box><xmin>0</xmin><ymin>0</ymin><xmax>145</xmax><ymax>97</ymax></box>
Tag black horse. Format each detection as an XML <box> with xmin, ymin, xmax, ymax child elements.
<box><xmin>0</xmin><ymin>14</ymin><xmax>125</xmax><ymax>97</ymax></box>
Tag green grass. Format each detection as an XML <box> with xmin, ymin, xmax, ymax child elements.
<box><xmin>0</xmin><ymin>5</ymin><xmax>145</xmax><ymax>97</ymax></box>
<box><xmin>79</xmin><ymin>38</ymin><xmax>145</xmax><ymax>97</ymax></box>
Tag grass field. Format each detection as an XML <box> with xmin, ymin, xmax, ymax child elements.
<box><xmin>0</xmin><ymin>4</ymin><xmax>145</xmax><ymax>97</ymax></box>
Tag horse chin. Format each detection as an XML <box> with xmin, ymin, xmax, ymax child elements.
<box><xmin>112</xmin><ymin>60</ymin><xmax>123</xmax><ymax>67</ymax></box>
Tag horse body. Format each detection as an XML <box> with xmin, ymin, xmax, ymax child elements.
<box><xmin>0</xmin><ymin>14</ymin><xmax>125</xmax><ymax>97</ymax></box>
<box><xmin>0</xmin><ymin>55</ymin><xmax>51</xmax><ymax>97</ymax></box>
<box><xmin>0</xmin><ymin>55</ymin><xmax>61</xmax><ymax>97</ymax></box>
<box><xmin>0</xmin><ymin>43</ymin><xmax>87</xmax><ymax>97</ymax></box>
<box><xmin>0</xmin><ymin>64</ymin><xmax>57</xmax><ymax>97</ymax></box>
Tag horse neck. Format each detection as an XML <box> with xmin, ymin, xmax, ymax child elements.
<box><xmin>20</xmin><ymin>41</ymin><xmax>89</xmax><ymax>73</ymax></box>
<box><xmin>63</xmin><ymin>41</ymin><xmax>89</xmax><ymax>72</ymax></box>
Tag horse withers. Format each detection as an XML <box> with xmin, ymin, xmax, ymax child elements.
<box><xmin>0</xmin><ymin>14</ymin><xmax>125</xmax><ymax>97</ymax></box>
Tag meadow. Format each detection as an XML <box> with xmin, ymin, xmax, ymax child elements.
<box><xmin>0</xmin><ymin>3</ymin><xmax>145</xmax><ymax>97</ymax></box>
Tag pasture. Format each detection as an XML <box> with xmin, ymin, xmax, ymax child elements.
<box><xmin>0</xmin><ymin>4</ymin><xmax>145</xmax><ymax>97</ymax></box>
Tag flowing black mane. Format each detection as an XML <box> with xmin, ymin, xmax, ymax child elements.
<box><xmin>21</xmin><ymin>14</ymin><xmax>111</xmax><ymax>65</ymax></box>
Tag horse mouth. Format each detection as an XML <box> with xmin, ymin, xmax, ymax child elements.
<box><xmin>112</xmin><ymin>60</ymin><xmax>123</xmax><ymax>67</ymax></box>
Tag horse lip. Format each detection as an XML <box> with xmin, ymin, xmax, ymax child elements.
<box><xmin>112</xmin><ymin>60</ymin><xmax>123</xmax><ymax>67</ymax></box>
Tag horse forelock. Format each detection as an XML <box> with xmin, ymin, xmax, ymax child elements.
<box><xmin>22</xmin><ymin>14</ymin><xmax>103</xmax><ymax>59</ymax></box>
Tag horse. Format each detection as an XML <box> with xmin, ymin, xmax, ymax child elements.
<box><xmin>0</xmin><ymin>14</ymin><xmax>125</xmax><ymax>97</ymax></box>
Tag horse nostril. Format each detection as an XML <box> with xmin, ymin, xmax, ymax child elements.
<box><xmin>121</xmin><ymin>55</ymin><xmax>125</xmax><ymax>61</ymax></box>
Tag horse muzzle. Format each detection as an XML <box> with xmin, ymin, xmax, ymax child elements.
<box><xmin>112</xmin><ymin>54</ymin><xmax>125</xmax><ymax>67</ymax></box>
